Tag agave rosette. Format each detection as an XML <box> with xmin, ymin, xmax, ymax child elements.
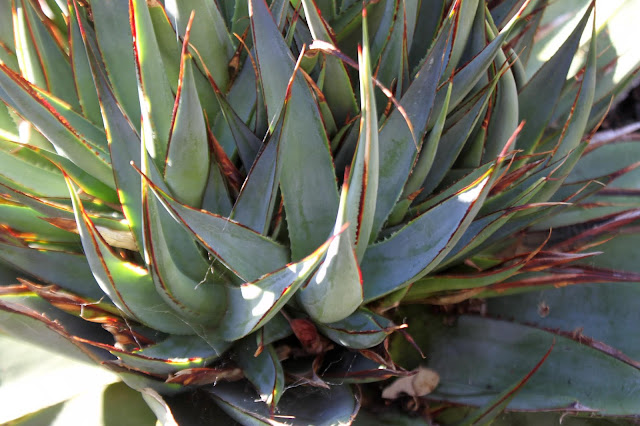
<box><xmin>1</xmin><ymin>0</ymin><xmax>640</xmax><ymax>423</ymax></box>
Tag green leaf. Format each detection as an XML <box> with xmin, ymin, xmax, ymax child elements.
<box><xmin>215</xmin><ymin>85</ymin><xmax>263</xmax><ymax>171</ymax></box>
<box><xmin>219</xmin><ymin>233</ymin><xmax>335</xmax><ymax>341</ymax></box>
<box><xmin>0</xmin><ymin>139</ymin><xmax>117</xmax><ymax>202</ymax></box>
<box><xmin>551</xmin><ymin>15</ymin><xmax>597</xmax><ymax>161</ymax></box>
<box><xmin>129</xmin><ymin>0</ymin><xmax>174</xmax><ymax>171</ymax></box>
<box><xmin>67</xmin><ymin>177</ymin><xmax>196</xmax><ymax>335</ymax></box>
<box><xmin>164</xmin><ymin>53</ymin><xmax>210</xmax><ymax>208</ymax></box>
<box><xmin>407</xmin><ymin>0</ymin><xmax>445</xmax><ymax>72</ymax></box>
<box><xmin>12</xmin><ymin>1</ymin><xmax>47</xmax><ymax>92</ymax></box>
<box><xmin>322</xmin><ymin>350</ymin><xmax>408</xmax><ymax>384</ymax></box>
<box><xmin>212</xmin><ymin>54</ymin><xmax>262</xmax><ymax>156</ymax></box>
<box><xmin>145</xmin><ymin>176</ymin><xmax>289</xmax><ymax>282</ymax></box>
<box><xmin>259</xmin><ymin>313</ymin><xmax>292</xmax><ymax>345</ymax></box>
<box><xmin>0</xmin><ymin>202</ymin><xmax>77</xmax><ymax>242</ymax></box>
<box><xmin>483</xmin><ymin>41</ymin><xmax>519</xmax><ymax>163</ymax></box>
<box><xmin>301</xmin><ymin>0</ymin><xmax>358</xmax><ymax>125</ymax></box>
<box><xmin>369</xmin><ymin>0</ymin><xmax>399</xmax><ymax>64</ymax></box>
<box><xmin>489</xmin><ymin>232</ymin><xmax>640</xmax><ymax>360</ymax></box>
<box><xmin>17</xmin><ymin>0</ymin><xmax>79</xmax><ymax>110</ymax></box>
<box><xmin>208</xmin><ymin>381</ymin><xmax>359</xmax><ymax>425</ymax></box>
<box><xmin>0</xmin><ymin>243</ymin><xmax>104</xmax><ymax>300</ymax></box>
<box><xmin>489</xmin><ymin>0</ymin><xmax>530</xmax><ymax>29</ymax></box>
<box><xmin>68</xmin><ymin>3</ymin><xmax>102</xmax><ymax>126</ymax></box>
<box><xmin>79</xmin><ymin>23</ymin><xmax>144</xmax><ymax>249</ymax></box>
<box><xmin>0</xmin><ymin>288</ymin><xmax>110</xmax><ymax>359</ymax></box>
<box><xmin>0</xmin><ymin>179</ymin><xmax>125</xmax><ymax>237</ymax></box>
<box><xmin>317</xmin><ymin>308</ymin><xmax>395</xmax><ymax>349</ymax></box>
<box><xmin>108</xmin><ymin>334</ymin><xmax>230</xmax><ymax>375</ymax></box>
<box><xmin>0</xmin><ymin>2</ymin><xmax>16</xmax><ymax>62</ymax></box>
<box><xmin>393</xmin><ymin>308</ymin><xmax>640</xmax><ymax>415</ymax></box>
<box><xmin>433</xmin><ymin>14</ymin><xmax>515</xmax><ymax>126</ymax></box>
<box><xmin>362</xmin><ymin>166</ymin><xmax>495</xmax><ymax>302</ymax></box>
<box><xmin>33</xmin><ymin>89</ymin><xmax>109</xmax><ymax>152</ymax></box>
<box><xmin>0</xmin><ymin>334</ymin><xmax>123</xmax><ymax>425</ymax></box>
<box><xmin>404</xmin><ymin>258</ymin><xmax>528</xmax><ymax>301</ymax></box>
<box><xmin>10</xmin><ymin>381</ymin><xmax>156</xmax><ymax>426</ymax></box>
<box><xmin>117</xmin><ymin>370</ymin><xmax>183</xmax><ymax>396</ymax></box>
<box><xmin>398</xmin><ymin>80</ymin><xmax>452</xmax><ymax>213</ymax></box>
<box><xmin>347</xmin><ymin>12</ymin><xmax>379</xmax><ymax>260</ymax></box>
<box><xmin>419</xmin><ymin>84</ymin><xmax>494</xmax><ymax>197</ymax></box>
<box><xmin>0</xmin><ymin>63</ymin><xmax>114</xmax><ymax>188</ymax></box>
<box><xmin>517</xmin><ymin>4</ymin><xmax>593</xmax><ymax>154</ymax></box>
<box><xmin>142</xmin><ymin>176</ymin><xmax>228</xmax><ymax>324</ymax></box>
<box><xmin>443</xmin><ymin>0</ymin><xmax>480</xmax><ymax>77</ymax></box>
<box><xmin>371</xmin><ymin>14</ymin><xmax>451</xmax><ymax>239</ymax></box>
<box><xmin>459</xmin><ymin>343</ymin><xmax>554</xmax><ymax>425</ymax></box>
<box><xmin>89</xmin><ymin>0</ymin><xmax>141</xmax><ymax>128</ymax></box>
<box><xmin>440</xmin><ymin>177</ymin><xmax>545</xmax><ymax>267</ymax></box>
<box><xmin>0</xmin><ymin>140</ymin><xmax>68</xmax><ymax>198</ymax></box>
<box><xmin>230</xmin><ymin>127</ymin><xmax>280</xmax><ymax>234</ymax></box>
<box><xmin>250</xmin><ymin>0</ymin><xmax>340</xmax><ymax>260</ymax></box>
<box><xmin>373</xmin><ymin>0</ymin><xmax>408</xmax><ymax>112</ymax></box>
<box><xmin>148</xmin><ymin>2</ymin><xmax>222</xmax><ymax>132</ymax></box>
<box><xmin>236</xmin><ymin>335</ymin><xmax>285</xmax><ymax>409</ymax></box>
<box><xmin>298</xmin><ymin>181</ymin><xmax>362</xmax><ymax>323</ymax></box>
<box><xmin>0</xmin><ymin>99</ymin><xmax>20</xmax><ymax>142</ymax></box>
<box><xmin>200</xmin><ymin>157</ymin><xmax>233</xmax><ymax>219</ymax></box>
<box><xmin>164</xmin><ymin>0</ymin><xmax>234</xmax><ymax>91</ymax></box>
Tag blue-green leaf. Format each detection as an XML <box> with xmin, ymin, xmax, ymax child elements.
<box><xmin>130</xmin><ymin>0</ymin><xmax>174</xmax><ymax>171</ymax></box>
<box><xmin>208</xmin><ymin>381</ymin><xmax>359</xmax><ymax>425</ymax></box>
<box><xmin>347</xmin><ymin>12</ymin><xmax>379</xmax><ymax>261</ymax></box>
<box><xmin>250</xmin><ymin>0</ymin><xmax>340</xmax><ymax>260</ymax></box>
<box><xmin>67</xmin><ymin>177</ymin><xmax>196</xmax><ymax>335</ymax></box>
<box><xmin>0</xmin><ymin>63</ymin><xmax>114</xmax><ymax>188</ymax></box>
<box><xmin>164</xmin><ymin>52</ymin><xmax>210</xmax><ymax>208</ymax></box>
<box><xmin>318</xmin><ymin>308</ymin><xmax>395</xmax><ymax>349</ymax></box>
<box><xmin>236</xmin><ymin>335</ymin><xmax>284</xmax><ymax>409</ymax></box>
<box><xmin>298</xmin><ymin>182</ymin><xmax>362</xmax><ymax>323</ymax></box>
<box><xmin>219</xmin><ymin>233</ymin><xmax>335</xmax><ymax>341</ymax></box>
<box><xmin>90</xmin><ymin>0</ymin><xmax>141</xmax><ymax>127</ymax></box>
<box><xmin>145</xmin><ymin>176</ymin><xmax>289</xmax><ymax>282</ymax></box>
<box><xmin>164</xmin><ymin>0</ymin><xmax>234</xmax><ymax>91</ymax></box>
<box><xmin>371</xmin><ymin>16</ymin><xmax>452</xmax><ymax>239</ymax></box>
<box><xmin>362</xmin><ymin>167</ymin><xmax>495</xmax><ymax>301</ymax></box>
<box><xmin>517</xmin><ymin>4</ymin><xmax>592</xmax><ymax>154</ymax></box>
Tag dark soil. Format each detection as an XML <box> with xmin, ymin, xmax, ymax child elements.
<box><xmin>601</xmin><ymin>80</ymin><xmax>640</xmax><ymax>129</ymax></box>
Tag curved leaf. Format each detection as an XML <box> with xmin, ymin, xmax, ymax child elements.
<box><xmin>298</xmin><ymin>182</ymin><xmax>362</xmax><ymax>323</ymax></box>
<box><xmin>317</xmin><ymin>309</ymin><xmax>395</xmax><ymax>349</ymax></box>
<box><xmin>347</xmin><ymin>12</ymin><xmax>379</xmax><ymax>260</ymax></box>
<box><xmin>371</xmin><ymin>15</ymin><xmax>452</xmax><ymax>239</ymax></box>
<box><xmin>144</xmin><ymin>175</ymin><xmax>289</xmax><ymax>282</ymax></box>
<box><xmin>0</xmin><ymin>63</ymin><xmax>114</xmax><ymax>188</ymax></box>
<box><xmin>129</xmin><ymin>0</ymin><xmax>174</xmax><ymax>171</ymax></box>
<box><xmin>219</xmin><ymin>232</ymin><xmax>337</xmax><ymax>341</ymax></box>
<box><xmin>517</xmin><ymin>4</ymin><xmax>593</xmax><ymax>154</ymax></box>
<box><xmin>393</xmin><ymin>308</ymin><xmax>640</xmax><ymax>415</ymax></box>
<box><xmin>236</xmin><ymin>335</ymin><xmax>285</xmax><ymax>409</ymax></box>
<box><xmin>362</xmin><ymin>167</ymin><xmax>495</xmax><ymax>302</ymax></box>
<box><xmin>164</xmin><ymin>0</ymin><xmax>234</xmax><ymax>91</ymax></box>
<box><xmin>250</xmin><ymin>0</ymin><xmax>340</xmax><ymax>260</ymax></box>
<box><xmin>164</xmin><ymin>52</ymin><xmax>210</xmax><ymax>208</ymax></box>
<box><xmin>84</xmin><ymin>0</ymin><xmax>141</xmax><ymax>129</ymax></box>
<box><xmin>142</xmin><ymin>180</ymin><xmax>228</xmax><ymax>324</ymax></box>
<box><xmin>208</xmin><ymin>381</ymin><xmax>359</xmax><ymax>425</ymax></box>
<box><xmin>67</xmin><ymin>177</ymin><xmax>197</xmax><ymax>335</ymax></box>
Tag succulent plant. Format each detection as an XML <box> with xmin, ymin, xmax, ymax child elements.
<box><xmin>1</xmin><ymin>0</ymin><xmax>640</xmax><ymax>424</ymax></box>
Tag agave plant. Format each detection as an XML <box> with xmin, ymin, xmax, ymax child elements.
<box><xmin>1</xmin><ymin>0</ymin><xmax>640</xmax><ymax>423</ymax></box>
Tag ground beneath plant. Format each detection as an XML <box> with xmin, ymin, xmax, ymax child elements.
<box><xmin>601</xmin><ymin>79</ymin><xmax>640</xmax><ymax>130</ymax></box>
